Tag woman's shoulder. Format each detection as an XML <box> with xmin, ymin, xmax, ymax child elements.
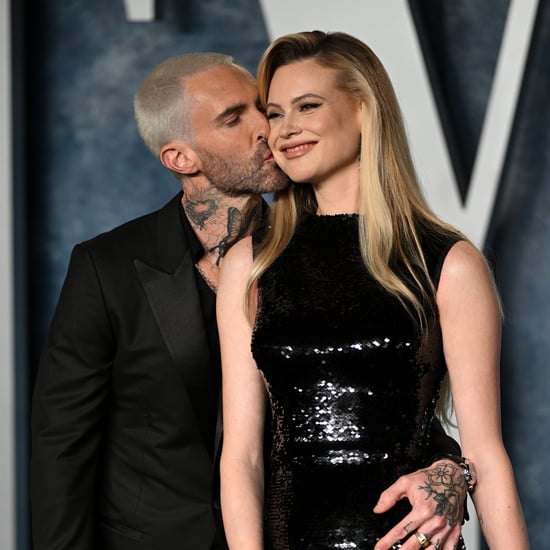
<box><xmin>227</xmin><ymin>234</ymin><xmax>253</xmax><ymax>256</ymax></box>
<box><xmin>437</xmin><ymin>240</ymin><xmax>498</xmax><ymax>308</ymax></box>
<box><xmin>418</xmin><ymin>224</ymin><xmax>465</xmax><ymax>287</ymax></box>
<box><xmin>440</xmin><ymin>240</ymin><xmax>492</xmax><ymax>281</ymax></box>
<box><xmin>219</xmin><ymin>236</ymin><xmax>254</xmax><ymax>287</ymax></box>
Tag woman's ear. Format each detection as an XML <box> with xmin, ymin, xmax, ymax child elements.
<box><xmin>160</xmin><ymin>141</ymin><xmax>201</xmax><ymax>175</ymax></box>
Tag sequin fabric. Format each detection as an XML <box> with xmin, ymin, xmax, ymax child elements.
<box><xmin>252</xmin><ymin>215</ymin><xmax>464</xmax><ymax>550</ymax></box>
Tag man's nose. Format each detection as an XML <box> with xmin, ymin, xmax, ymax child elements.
<box><xmin>256</xmin><ymin>111</ymin><xmax>270</xmax><ymax>142</ymax></box>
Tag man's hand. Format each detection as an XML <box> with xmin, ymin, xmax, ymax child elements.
<box><xmin>373</xmin><ymin>460</ymin><xmax>468</xmax><ymax>549</ymax></box>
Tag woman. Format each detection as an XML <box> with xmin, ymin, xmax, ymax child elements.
<box><xmin>217</xmin><ymin>31</ymin><xmax>529</xmax><ymax>549</ymax></box>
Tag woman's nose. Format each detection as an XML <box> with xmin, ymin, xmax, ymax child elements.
<box><xmin>279</xmin><ymin>116</ymin><xmax>301</xmax><ymax>139</ymax></box>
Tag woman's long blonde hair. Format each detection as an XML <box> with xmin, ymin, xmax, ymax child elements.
<box><xmin>249</xmin><ymin>31</ymin><xmax>464</xmax><ymax>333</ymax></box>
<box><xmin>249</xmin><ymin>32</ymin><xmax>467</xmax><ymax>422</ymax></box>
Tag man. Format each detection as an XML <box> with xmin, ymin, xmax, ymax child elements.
<box><xmin>30</xmin><ymin>53</ymin><xmax>466</xmax><ymax>550</ymax></box>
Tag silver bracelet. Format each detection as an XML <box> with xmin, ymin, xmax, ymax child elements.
<box><xmin>459</xmin><ymin>457</ymin><xmax>476</xmax><ymax>494</ymax></box>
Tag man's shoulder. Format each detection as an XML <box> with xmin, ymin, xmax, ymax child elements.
<box><xmin>78</xmin><ymin>193</ymin><xmax>183</xmax><ymax>253</ymax></box>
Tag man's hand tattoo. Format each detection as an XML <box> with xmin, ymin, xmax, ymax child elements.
<box><xmin>403</xmin><ymin>521</ymin><xmax>414</xmax><ymax>533</ymax></box>
<box><xmin>418</xmin><ymin>462</ymin><xmax>467</xmax><ymax>528</ymax></box>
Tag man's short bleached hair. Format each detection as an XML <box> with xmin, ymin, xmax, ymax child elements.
<box><xmin>134</xmin><ymin>52</ymin><xmax>237</xmax><ymax>157</ymax></box>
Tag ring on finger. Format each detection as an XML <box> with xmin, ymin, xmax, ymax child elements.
<box><xmin>414</xmin><ymin>531</ymin><xmax>431</xmax><ymax>548</ymax></box>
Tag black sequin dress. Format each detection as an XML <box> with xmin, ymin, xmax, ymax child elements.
<box><xmin>252</xmin><ymin>214</ymin><xmax>464</xmax><ymax>550</ymax></box>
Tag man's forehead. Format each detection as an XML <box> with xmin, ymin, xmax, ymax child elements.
<box><xmin>187</xmin><ymin>65</ymin><xmax>256</xmax><ymax>99</ymax></box>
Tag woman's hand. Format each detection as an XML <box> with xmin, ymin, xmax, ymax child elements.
<box><xmin>373</xmin><ymin>459</ymin><xmax>468</xmax><ymax>549</ymax></box>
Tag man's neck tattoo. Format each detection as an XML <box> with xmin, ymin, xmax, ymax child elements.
<box><xmin>183</xmin><ymin>195</ymin><xmax>261</xmax><ymax>266</ymax></box>
<box><xmin>209</xmin><ymin>202</ymin><xmax>261</xmax><ymax>265</ymax></box>
<box><xmin>184</xmin><ymin>198</ymin><xmax>217</xmax><ymax>230</ymax></box>
<box><xmin>208</xmin><ymin>206</ymin><xmax>240</xmax><ymax>265</ymax></box>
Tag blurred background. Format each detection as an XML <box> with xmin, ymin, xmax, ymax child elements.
<box><xmin>1</xmin><ymin>0</ymin><xmax>548</xmax><ymax>548</ymax></box>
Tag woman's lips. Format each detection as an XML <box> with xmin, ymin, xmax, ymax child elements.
<box><xmin>281</xmin><ymin>142</ymin><xmax>315</xmax><ymax>158</ymax></box>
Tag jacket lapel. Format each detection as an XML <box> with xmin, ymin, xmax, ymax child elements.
<box><xmin>134</xmin><ymin>194</ymin><xmax>218</xmax><ymax>460</ymax></box>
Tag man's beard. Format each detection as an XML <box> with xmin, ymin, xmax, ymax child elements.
<box><xmin>198</xmin><ymin>146</ymin><xmax>288</xmax><ymax>196</ymax></box>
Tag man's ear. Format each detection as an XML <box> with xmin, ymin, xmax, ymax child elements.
<box><xmin>160</xmin><ymin>141</ymin><xmax>201</xmax><ymax>175</ymax></box>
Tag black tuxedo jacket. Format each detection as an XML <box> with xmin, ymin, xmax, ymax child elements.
<box><xmin>31</xmin><ymin>193</ymin><xmax>225</xmax><ymax>550</ymax></box>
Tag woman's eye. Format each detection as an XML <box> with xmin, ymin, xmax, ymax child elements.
<box><xmin>267</xmin><ymin>112</ymin><xmax>282</xmax><ymax>120</ymax></box>
<box><xmin>300</xmin><ymin>102</ymin><xmax>321</xmax><ymax>112</ymax></box>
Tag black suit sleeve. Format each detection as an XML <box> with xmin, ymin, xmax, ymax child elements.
<box><xmin>30</xmin><ymin>244</ymin><xmax>114</xmax><ymax>550</ymax></box>
<box><xmin>426</xmin><ymin>417</ymin><xmax>461</xmax><ymax>458</ymax></box>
